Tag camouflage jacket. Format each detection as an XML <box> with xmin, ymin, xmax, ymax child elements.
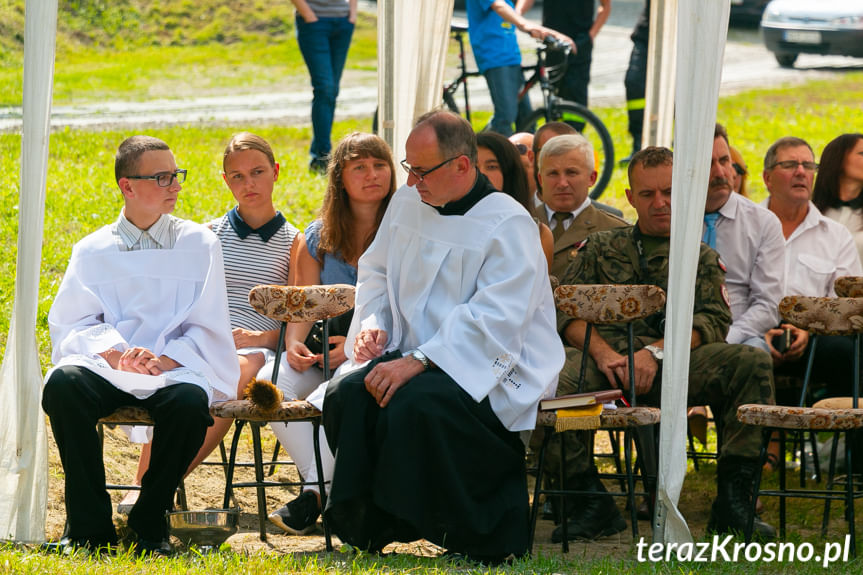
<box><xmin>557</xmin><ymin>225</ymin><xmax>731</xmax><ymax>348</ymax></box>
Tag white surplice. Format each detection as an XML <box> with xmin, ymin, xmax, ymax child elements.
<box><xmin>346</xmin><ymin>185</ymin><xmax>564</xmax><ymax>432</ymax></box>
<box><xmin>46</xmin><ymin>219</ymin><xmax>239</xmax><ymax>415</ymax></box>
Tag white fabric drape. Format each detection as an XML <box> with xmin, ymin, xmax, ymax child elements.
<box><xmin>654</xmin><ymin>0</ymin><xmax>731</xmax><ymax>545</ymax></box>
<box><xmin>643</xmin><ymin>0</ymin><xmax>677</xmax><ymax>148</ymax></box>
<box><xmin>378</xmin><ymin>0</ymin><xmax>454</xmax><ymax>186</ymax></box>
<box><xmin>0</xmin><ymin>0</ymin><xmax>56</xmax><ymax>543</ymax></box>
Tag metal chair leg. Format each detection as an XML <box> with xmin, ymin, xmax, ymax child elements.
<box><xmin>311</xmin><ymin>419</ymin><xmax>333</xmax><ymax>552</ymax></box>
<box><xmin>528</xmin><ymin>429</ymin><xmax>553</xmax><ymax>555</ymax></box>
<box><xmin>821</xmin><ymin>432</ymin><xmax>840</xmax><ymax>537</ymax></box>
<box><xmin>251</xmin><ymin>422</ymin><xmax>269</xmax><ymax>541</ymax></box>
<box><xmin>746</xmin><ymin>428</ymin><xmax>770</xmax><ymax>543</ymax></box>
<box><xmin>223</xmin><ymin>419</ymin><xmax>246</xmax><ymax>509</ymax></box>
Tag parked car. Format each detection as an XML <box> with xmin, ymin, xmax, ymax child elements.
<box><xmin>761</xmin><ymin>0</ymin><xmax>863</xmax><ymax>68</ymax></box>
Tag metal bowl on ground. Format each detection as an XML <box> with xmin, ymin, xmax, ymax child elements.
<box><xmin>168</xmin><ymin>508</ymin><xmax>239</xmax><ymax>549</ymax></box>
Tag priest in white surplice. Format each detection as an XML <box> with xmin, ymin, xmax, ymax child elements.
<box><xmin>41</xmin><ymin>136</ymin><xmax>238</xmax><ymax>555</ymax></box>
<box><xmin>321</xmin><ymin>111</ymin><xmax>564</xmax><ymax>562</ymax></box>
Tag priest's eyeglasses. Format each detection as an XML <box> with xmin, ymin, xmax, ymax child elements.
<box><xmin>126</xmin><ymin>169</ymin><xmax>188</xmax><ymax>187</ymax></box>
<box><xmin>400</xmin><ymin>156</ymin><xmax>459</xmax><ymax>182</ymax></box>
<box><xmin>769</xmin><ymin>160</ymin><xmax>818</xmax><ymax>172</ymax></box>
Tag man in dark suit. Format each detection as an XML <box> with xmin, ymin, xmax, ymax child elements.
<box><xmin>536</xmin><ymin>133</ymin><xmax>628</xmax><ymax>279</ymax></box>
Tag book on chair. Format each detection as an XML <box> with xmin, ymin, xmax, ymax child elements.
<box><xmin>540</xmin><ymin>389</ymin><xmax>623</xmax><ymax>411</ymax></box>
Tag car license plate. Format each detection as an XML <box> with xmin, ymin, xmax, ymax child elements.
<box><xmin>783</xmin><ymin>30</ymin><xmax>822</xmax><ymax>45</ymax></box>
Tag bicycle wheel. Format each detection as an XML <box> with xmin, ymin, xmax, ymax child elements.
<box><xmin>517</xmin><ymin>102</ymin><xmax>615</xmax><ymax>200</ymax></box>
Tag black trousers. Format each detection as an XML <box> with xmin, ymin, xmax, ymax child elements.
<box><xmin>42</xmin><ymin>365</ymin><xmax>212</xmax><ymax>543</ymax></box>
<box><xmin>322</xmin><ymin>352</ymin><xmax>529</xmax><ymax>558</ymax></box>
<box><xmin>624</xmin><ymin>39</ymin><xmax>648</xmax><ymax>146</ymax></box>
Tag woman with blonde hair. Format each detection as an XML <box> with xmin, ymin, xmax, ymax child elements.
<box><xmin>266</xmin><ymin>132</ymin><xmax>396</xmax><ymax>535</ymax></box>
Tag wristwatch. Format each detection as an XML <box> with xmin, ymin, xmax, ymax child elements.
<box><xmin>407</xmin><ymin>349</ymin><xmax>430</xmax><ymax>371</ymax></box>
<box><xmin>644</xmin><ymin>345</ymin><xmax>664</xmax><ymax>362</ymax></box>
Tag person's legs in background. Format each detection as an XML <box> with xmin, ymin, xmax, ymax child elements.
<box><xmin>296</xmin><ymin>15</ymin><xmax>355</xmax><ymax>173</ymax></box>
<box><xmin>623</xmin><ymin>39</ymin><xmax>647</xmax><ymax>162</ymax></box>
<box><xmin>484</xmin><ymin>65</ymin><xmax>531</xmax><ymax>137</ymax></box>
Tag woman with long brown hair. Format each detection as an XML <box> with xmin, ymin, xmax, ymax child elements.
<box><xmin>266</xmin><ymin>132</ymin><xmax>396</xmax><ymax>535</ymax></box>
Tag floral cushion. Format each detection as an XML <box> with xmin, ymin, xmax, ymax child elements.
<box><xmin>99</xmin><ymin>406</ymin><xmax>153</xmax><ymax>425</ymax></box>
<box><xmin>737</xmin><ymin>403</ymin><xmax>863</xmax><ymax>430</ymax></box>
<box><xmin>555</xmin><ymin>284</ymin><xmax>666</xmax><ymax>324</ymax></box>
<box><xmin>210</xmin><ymin>399</ymin><xmax>321</xmax><ymax>422</ymax></box>
<box><xmin>536</xmin><ymin>406</ymin><xmax>660</xmax><ymax>429</ymax></box>
<box><xmin>833</xmin><ymin>276</ymin><xmax>863</xmax><ymax>298</ymax></box>
<box><xmin>778</xmin><ymin>296</ymin><xmax>863</xmax><ymax>336</ymax></box>
<box><xmin>248</xmin><ymin>284</ymin><xmax>355</xmax><ymax>324</ymax></box>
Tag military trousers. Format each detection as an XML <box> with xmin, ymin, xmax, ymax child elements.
<box><xmin>542</xmin><ymin>342</ymin><xmax>775</xmax><ymax>478</ymax></box>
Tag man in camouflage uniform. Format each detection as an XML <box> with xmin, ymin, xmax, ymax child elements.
<box><xmin>549</xmin><ymin>146</ymin><xmax>776</xmax><ymax>542</ymax></box>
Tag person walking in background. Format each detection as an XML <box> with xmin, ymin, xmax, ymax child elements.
<box><xmin>467</xmin><ymin>0</ymin><xmax>572</xmax><ymax>137</ymax></box>
<box><xmin>292</xmin><ymin>0</ymin><xmax>358</xmax><ymax>174</ymax></box>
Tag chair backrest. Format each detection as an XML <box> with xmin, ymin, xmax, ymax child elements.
<box><xmin>778</xmin><ymin>295</ymin><xmax>863</xmax><ymax>336</ymax></box>
<box><xmin>554</xmin><ymin>284</ymin><xmax>666</xmax><ymax>405</ymax></box>
<box><xmin>834</xmin><ymin>276</ymin><xmax>863</xmax><ymax>298</ymax></box>
<box><xmin>248</xmin><ymin>284</ymin><xmax>355</xmax><ymax>324</ymax></box>
<box><xmin>555</xmin><ymin>284</ymin><xmax>666</xmax><ymax>324</ymax></box>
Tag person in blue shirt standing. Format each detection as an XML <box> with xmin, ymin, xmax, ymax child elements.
<box><xmin>466</xmin><ymin>0</ymin><xmax>572</xmax><ymax>137</ymax></box>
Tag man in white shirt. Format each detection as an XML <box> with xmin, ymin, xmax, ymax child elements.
<box><xmin>42</xmin><ymin>136</ymin><xmax>238</xmax><ymax>555</ymax></box>
<box><xmin>321</xmin><ymin>111</ymin><xmax>564</xmax><ymax>562</ymax></box>
<box><xmin>535</xmin><ymin>134</ymin><xmax>628</xmax><ymax>279</ymax></box>
<box><xmin>761</xmin><ymin>136</ymin><xmax>863</xmax><ymax>402</ymax></box>
<box><xmin>703</xmin><ymin>124</ymin><xmax>785</xmax><ymax>352</ymax></box>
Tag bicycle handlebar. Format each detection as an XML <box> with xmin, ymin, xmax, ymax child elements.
<box><xmin>542</xmin><ymin>35</ymin><xmax>572</xmax><ymax>55</ymax></box>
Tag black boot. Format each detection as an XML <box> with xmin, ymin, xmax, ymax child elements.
<box><xmin>707</xmin><ymin>456</ymin><xmax>776</xmax><ymax>540</ymax></box>
<box><xmin>551</xmin><ymin>468</ymin><xmax>626</xmax><ymax>542</ymax></box>
<box><xmin>546</xmin><ymin>473</ymin><xmax>583</xmax><ymax>525</ymax></box>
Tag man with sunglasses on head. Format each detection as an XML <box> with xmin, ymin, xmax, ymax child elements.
<box><xmin>320</xmin><ymin>110</ymin><xmax>564</xmax><ymax>563</ymax></box>
<box><xmin>760</xmin><ymin>136</ymin><xmax>862</xmax><ymax>412</ymax></box>
<box><xmin>42</xmin><ymin>135</ymin><xmax>237</xmax><ymax>556</ymax></box>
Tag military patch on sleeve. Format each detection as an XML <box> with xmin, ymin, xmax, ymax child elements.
<box><xmin>721</xmin><ymin>284</ymin><xmax>730</xmax><ymax>308</ymax></box>
<box><xmin>717</xmin><ymin>256</ymin><xmax>727</xmax><ymax>273</ymax></box>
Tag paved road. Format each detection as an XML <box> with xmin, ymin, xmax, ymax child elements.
<box><xmin>1</xmin><ymin>1</ymin><xmax>861</xmax><ymax>131</ymax></box>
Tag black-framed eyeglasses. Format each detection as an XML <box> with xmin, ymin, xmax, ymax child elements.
<box><xmin>400</xmin><ymin>156</ymin><xmax>460</xmax><ymax>182</ymax></box>
<box><xmin>769</xmin><ymin>160</ymin><xmax>818</xmax><ymax>172</ymax></box>
<box><xmin>126</xmin><ymin>169</ymin><xmax>188</xmax><ymax>187</ymax></box>
<box><xmin>513</xmin><ymin>143</ymin><xmax>529</xmax><ymax>155</ymax></box>
<box><xmin>732</xmin><ymin>162</ymin><xmax>746</xmax><ymax>176</ymax></box>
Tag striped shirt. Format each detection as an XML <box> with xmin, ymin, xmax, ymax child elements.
<box><xmin>112</xmin><ymin>211</ymin><xmax>179</xmax><ymax>251</ymax></box>
<box><xmin>210</xmin><ymin>208</ymin><xmax>299</xmax><ymax>331</ymax></box>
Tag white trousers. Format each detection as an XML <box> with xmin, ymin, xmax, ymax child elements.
<box><xmin>259</xmin><ymin>353</ymin><xmax>335</xmax><ymax>495</ymax></box>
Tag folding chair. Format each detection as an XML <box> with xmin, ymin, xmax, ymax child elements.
<box><xmin>738</xmin><ymin>293</ymin><xmax>863</xmax><ymax>556</ymax></box>
<box><xmin>210</xmin><ymin>283</ymin><xmax>354</xmax><ymax>547</ymax></box>
<box><xmin>529</xmin><ymin>284</ymin><xmax>664</xmax><ymax>552</ymax></box>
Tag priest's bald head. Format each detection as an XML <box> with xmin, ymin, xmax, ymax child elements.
<box><xmin>403</xmin><ymin>111</ymin><xmax>478</xmax><ymax>207</ymax></box>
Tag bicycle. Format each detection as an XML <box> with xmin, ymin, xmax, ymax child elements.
<box><xmin>374</xmin><ymin>23</ymin><xmax>615</xmax><ymax>199</ymax></box>
<box><xmin>443</xmin><ymin>22</ymin><xmax>615</xmax><ymax>199</ymax></box>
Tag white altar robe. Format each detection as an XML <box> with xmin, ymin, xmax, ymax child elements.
<box><xmin>346</xmin><ymin>185</ymin><xmax>564</xmax><ymax>432</ymax></box>
<box><xmin>45</xmin><ymin>219</ymin><xmax>239</xmax><ymax>416</ymax></box>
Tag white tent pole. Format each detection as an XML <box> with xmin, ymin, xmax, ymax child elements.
<box><xmin>654</xmin><ymin>0</ymin><xmax>731</xmax><ymax>545</ymax></box>
<box><xmin>378</xmin><ymin>0</ymin><xmax>453</xmax><ymax>187</ymax></box>
<box><xmin>0</xmin><ymin>0</ymin><xmax>57</xmax><ymax>543</ymax></box>
<box><xmin>643</xmin><ymin>0</ymin><xmax>677</xmax><ymax>148</ymax></box>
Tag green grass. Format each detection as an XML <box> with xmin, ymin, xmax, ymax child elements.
<box><xmin>0</xmin><ymin>1</ymin><xmax>378</xmax><ymax>105</ymax></box>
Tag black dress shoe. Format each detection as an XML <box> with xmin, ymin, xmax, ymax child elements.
<box><xmin>551</xmin><ymin>472</ymin><xmax>626</xmax><ymax>542</ymax></box>
<box><xmin>133</xmin><ymin>538</ymin><xmax>173</xmax><ymax>557</ymax></box>
<box><xmin>40</xmin><ymin>537</ymin><xmax>115</xmax><ymax>556</ymax></box>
